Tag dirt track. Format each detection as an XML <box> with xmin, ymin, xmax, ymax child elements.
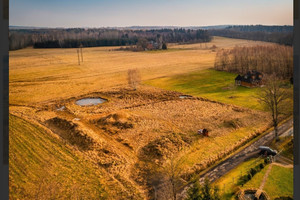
<box><xmin>178</xmin><ymin>118</ymin><xmax>293</xmax><ymax>199</ymax></box>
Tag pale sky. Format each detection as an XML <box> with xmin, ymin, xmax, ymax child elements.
<box><xmin>10</xmin><ymin>0</ymin><xmax>293</xmax><ymax>28</ymax></box>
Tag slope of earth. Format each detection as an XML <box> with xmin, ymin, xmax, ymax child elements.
<box><xmin>9</xmin><ymin>114</ymin><xmax>144</xmax><ymax>200</ymax></box>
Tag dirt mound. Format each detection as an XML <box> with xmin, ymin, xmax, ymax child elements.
<box><xmin>223</xmin><ymin>118</ymin><xmax>245</xmax><ymax>129</ymax></box>
<box><xmin>45</xmin><ymin>117</ymin><xmax>94</xmax><ymax>150</ymax></box>
<box><xmin>140</xmin><ymin>133</ymin><xmax>190</xmax><ymax>161</ymax></box>
<box><xmin>93</xmin><ymin>111</ymin><xmax>134</xmax><ymax>134</ymax></box>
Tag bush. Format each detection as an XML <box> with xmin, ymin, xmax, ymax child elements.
<box><xmin>238</xmin><ymin>175</ymin><xmax>249</xmax><ymax>186</ymax></box>
<box><xmin>247</xmin><ymin>173</ymin><xmax>252</xmax><ymax>181</ymax></box>
<box><xmin>264</xmin><ymin>157</ymin><xmax>269</xmax><ymax>164</ymax></box>
<box><xmin>259</xmin><ymin>163</ymin><xmax>265</xmax><ymax>170</ymax></box>
<box><xmin>162</xmin><ymin>43</ymin><xmax>167</xmax><ymax>50</ymax></box>
<box><xmin>249</xmin><ymin>168</ymin><xmax>257</xmax><ymax>176</ymax></box>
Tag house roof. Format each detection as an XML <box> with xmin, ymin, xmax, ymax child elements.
<box><xmin>236</xmin><ymin>70</ymin><xmax>263</xmax><ymax>83</ymax></box>
<box><xmin>235</xmin><ymin>75</ymin><xmax>242</xmax><ymax>80</ymax></box>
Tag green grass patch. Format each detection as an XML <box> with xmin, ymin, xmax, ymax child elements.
<box><xmin>263</xmin><ymin>165</ymin><xmax>293</xmax><ymax>199</ymax></box>
<box><xmin>215</xmin><ymin>160</ymin><xmax>293</xmax><ymax>200</ymax></box>
<box><xmin>214</xmin><ymin>158</ymin><xmax>265</xmax><ymax>199</ymax></box>
<box><xmin>146</xmin><ymin>69</ymin><xmax>292</xmax><ymax>111</ymax></box>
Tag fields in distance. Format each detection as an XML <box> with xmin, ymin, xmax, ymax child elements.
<box><xmin>10</xmin><ymin>36</ymin><xmax>271</xmax><ymax>105</ymax></box>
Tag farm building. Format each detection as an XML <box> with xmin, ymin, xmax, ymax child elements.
<box><xmin>235</xmin><ymin>71</ymin><xmax>263</xmax><ymax>87</ymax></box>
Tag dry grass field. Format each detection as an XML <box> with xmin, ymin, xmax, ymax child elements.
<box><xmin>10</xmin><ymin>36</ymin><xmax>268</xmax><ymax>105</ymax></box>
<box><xmin>9</xmin><ymin>37</ymin><xmax>276</xmax><ymax>199</ymax></box>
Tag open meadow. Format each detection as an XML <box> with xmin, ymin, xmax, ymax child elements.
<box><xmin>10</xmin><ymin>36</ymin><xmax>270</xmax><ymax>105</ymax></box>
<box><xmin>10</xmin><ymin>36</ymin><xmax>289</xmax><ymax>199</ymax></box>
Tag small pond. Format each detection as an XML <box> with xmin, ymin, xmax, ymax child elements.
<box><xmin>57</xmin><ymin>106</ymin><xmax>65</xmax><ymax>111</ymax></box>
<box><xmin>179</xmin><ymin>95</ymin><xmax>193</xmax><ymax>99</ymax></box>
<box><xmin>76</xmin><ymin>98</ymin><xmax>107</xmax><ymax>106</ymax></box>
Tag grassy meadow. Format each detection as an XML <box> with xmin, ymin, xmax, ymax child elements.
<box><xmin>146</xmin><ymin>69</ymin><xmax>293</xmax><ymax>112</ymax></box>
<box><xmin>243</xmin><ymin>164</ymin><xmax>293</xmax><ymax>199</ymax></box>
<box><xmin>9</xmin><ymin>36</ymin><xmax>269</xmax><ymax>105</ymax></box>
<box><xmin>214</xmin><ymin>158</ymin><xmax>293</xmax><ymax>200</ymax></box>
<box><xmin>145</xmin><ymin>69</ymin><xmax>263</xmax><ymax>110</ymax></box>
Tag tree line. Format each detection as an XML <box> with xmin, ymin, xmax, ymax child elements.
<box><xmin>208</xmin><ymin>25</ymin><xmax>293</xmax><ymax>46</ymax></box>
<box><xmin>9</xmin><ymin>28</ymin><xmax>211</xmax><ymax>50</ymax></box>
<box><xmin>214</xmin><ymin>44</ymin><xmax>293</xmax><ymax>79</ymax></box>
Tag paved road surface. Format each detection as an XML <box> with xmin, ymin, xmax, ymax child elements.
<box><xmin>178</xmin><ymin>118</ymin><xmax>293</xmax><ymax>199</ymax></box>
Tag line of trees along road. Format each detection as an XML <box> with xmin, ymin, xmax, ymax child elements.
<box><xmin>214</xmin><ymin>44</ymin><xmax>293</xmax><ymax>79</ymax></box>
<box><xmin>9</xmin><ymin>28</ymin><xmax>211</xmax><ymax>50</ymax></box>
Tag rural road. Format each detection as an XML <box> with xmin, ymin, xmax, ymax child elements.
<box><xmin>178</xmin><ymin>118</ymin><xmax>293</xmax><ymax>199</ymax></box>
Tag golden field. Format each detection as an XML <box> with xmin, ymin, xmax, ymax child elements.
<box><xmin>9</xmin><ymin>37</ymin><xmax>277</xmax><ymax>199</ymax></box>
<box><xmin>10</xmin><ymin>36</ymin><xmax>269</xmax><ymax>105</ymax></box>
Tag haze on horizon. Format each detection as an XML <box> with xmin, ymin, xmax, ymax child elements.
<box><xmin>10</xmin><ymin>0</ymin><xmax>293</xmax><ymax>28</ymax></box>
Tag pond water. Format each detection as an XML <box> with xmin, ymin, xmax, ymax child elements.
<box><xmin>242</xmin><ymin>190</ymin><xmax>266</xmax><ymax>200</ymax></box>
<box><xmin>179</xmin><ymin>95</ymin><xmax>193</xmax><ymax>99</ymax></box>
<box><xmin>243</xmin><ymin>193</ymin><xmax>255</xmax><ymax>200</ymax></box>
<box><xmin>76</xmin><ymin>98</ymin><xmax>107</xmax><ymax>106</ymax></box>
<box><xmin>57</xmin><ymin>106</ymin><xmax>65</xmax><ymax>111</ymax></box>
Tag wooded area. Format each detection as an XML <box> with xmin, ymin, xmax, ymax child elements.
<box><xmin>9</xmin><ymin>28</ymin><xmax>211</xmax><ymax>50</ymax></box>
<box><xmin>214</xmin><ymin>44</ymin><xmax>293</xmax><ymax>79</ymax></box>
<box><xmin>208</xmin><ymin>25</ymin><xmax>293</xmax><ymax>46</ymax></box>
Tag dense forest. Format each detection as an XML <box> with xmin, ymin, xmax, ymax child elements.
<box><xmin>9</xmin><ymin>25</ymin><xmax>293</xmax><ymax>50</ymax></box>
<box><xmin>214</xmin><ymin>44</ymin><xmax>293</xmax><ymax>79</ymax></box>
<box><xmin>9</xmin><ymin>28</ymin><xmax>211</xmax><ymax>50</ymax></box>
<box><xmin>208</xmin><ymin>25</ymin><xmax>293</xmax><ymax>46</ymax></box>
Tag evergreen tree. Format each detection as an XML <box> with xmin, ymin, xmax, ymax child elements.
<box><xmin>186</xmin><ymin>181</ymin><xmax>201</xmax><ymax>200</ymax></box>
<box><xmin>185</xmin><ymin>178</ymin><xmax>220</xmax><ymax>200</ymax></box>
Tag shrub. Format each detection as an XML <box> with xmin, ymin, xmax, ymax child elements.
<box><xmin>259</xmin><ymin>163</ymin><xmax>265</xmax><ymax>170</ymax></box>
<box><xmin>264</xmin><ymin>157</ymin><xmax>269</xmax><ymax>164</ymax></box>
<box><xmin>238</xmin><ymin>175</ymin><xmax>249</xmax><ymax>186</ymax></box>
<box><xmin>247</xmin><ymin>173</ymin><xmax>252</xmax><ymax>180</ymax></box>
<box><xmin>249</xmin><ymin>168</ymin><xmax>257</xmax><ymax>177</ymax></box>
<box><xmin>162</xmin><ymin>43</ymin><xmax>167</xmax><ymax>50</ymax></box>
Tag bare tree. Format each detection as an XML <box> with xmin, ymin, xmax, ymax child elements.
<box><xmin>127</xmin><ymin>69</ymin><xmax>141</xmax><ymax>90</ymax></box>
<box><xmin>257</xmin><ymin>74</ymin><xmax>290</xmax><ymax>141</ymax></box>
<box><xmin>162</xmin><ymin>157</ymin><xmax>185</xmax><ymax>200</ymax></box>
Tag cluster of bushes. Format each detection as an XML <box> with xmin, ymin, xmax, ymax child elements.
<box><xmin>238</xmin><ymin>162</ymin><xmax>266</xmax><ymax>186</ymax></box>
